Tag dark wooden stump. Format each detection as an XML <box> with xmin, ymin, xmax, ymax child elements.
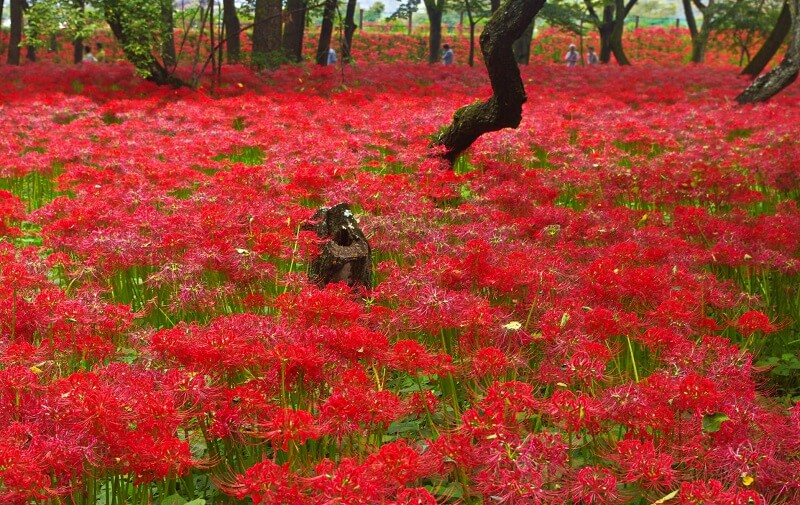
<box><xmin>303</xmin><ymin>203</ymin><xmax>372</xmax><ymax>290</ymax></box>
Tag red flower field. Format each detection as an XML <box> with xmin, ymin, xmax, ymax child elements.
<box><xmin>1</xmin><ymin>35</ymin><xmax>800</xmax><ymax>505</ymax></box>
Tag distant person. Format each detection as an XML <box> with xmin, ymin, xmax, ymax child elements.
<box><xmin>95</xmin><ymin>42</ymin><xmax>106</xmax><ymax>63</ymax></box>
<box><xmin>327</xmin><ymin>47</ymin><xmax>337</xmax><ymax>66</ymax></box>
<box><xmin>83</xmin><ymin>45</ymin><xmax>97</xmax><ymax>63</ymax></box>
<box><xmin>442</xmin><ymin>44</ymin><xmax>454</xmax><ymax>65</ymax></box>
<box><xmin>564</xmin><ymin>44</ymin><xmax>579</xmax><ymax>67</ymax></box>
<box><xmin>587</xmin><ymin>46</ymin><xmax>599</xmax><ymax>65</ymax></box>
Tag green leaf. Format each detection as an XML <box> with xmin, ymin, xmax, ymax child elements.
<box><xmin>160</xmin><ymin>494</ymin><xmax>187</xmax><ymax>505</ymax></box>
<box><xmin>702</xmin><ymin>412</ymin><xmax>730</xmax><ymax>433</ymax></box>
<box><xmin>185</xmin><ymin>500</ymin><xmax>206</xmax><ymax>505</ymax></box>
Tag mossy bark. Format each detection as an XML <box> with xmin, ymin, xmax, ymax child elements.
<box><xmin>742</xmin><ymin>1</ymin><xmax>791</xmax><ymax>77</ymax></box>
<box><xmin>736</xmin><ymin>0</ymin><xmax>800</xmax><ymax>104</ymax></box>
<box><xmin>434</xmin><ymin>0</ymin><xmax>547</xmax><ymax>164</ymax></box>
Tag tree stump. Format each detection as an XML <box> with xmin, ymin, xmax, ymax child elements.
<box><xmin>303</xmin><ymin>203</ymin><xmax>372</xmax><ymax>290</ymax></box>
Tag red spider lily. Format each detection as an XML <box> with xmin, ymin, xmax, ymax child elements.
<box><xmin>736</xmin><ymin>311</ymin><xmax>776</xmax><ymax>337</ymax></box>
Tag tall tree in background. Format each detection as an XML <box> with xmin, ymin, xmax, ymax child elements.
<box><xmin>315</xmin><ymin>0</ymin><xmax>337</xmax><ymax>65</ymax></box>
<box><xmin>435</xmin><ymin>0</ymin><xmax>547</xmax><ymax>162</ymax></box>
<box><xmin>343</xmin><ymin>0</ymin><xmax>358</xmax><ymax>62</ymax></box>
<box><xmin>737</xmin><ymin>0</ymin><xmax>800</xmax><ymax>103</ymax></box>
<box><xmin>742</xmin><ymin>0</ymin><xmax>791</xmax><ymax>76</ymax></box>
<box><xmin>223</xmin><ymin>0</ymin><xmax>240</xmax><ymax>63</ymax></box>
<box><xmin>461</xmin><ymin>0</ymin><xmax>490</xmax><ymax>66</ymax></box>
<box><xmin>253</xmin><ymin>0</ymin><xmax>283</xmax><ymax>68</ymax></box>
<box><xmin>583</xmin><ymin>0</ymin><xmax>636</xmax><ymax>64</ymax></box>
<box><xmin>424</xmin><ymin>0</ymin><xmax>446</xmax><ymax>63</ymax></box>
<box><xmin>282</xmin><ymin>0</ymin><xmax>306</xmax><ymax>62</ymax></box>
<box><xmin>8</xmin><ymin>0</ymin><xmax>23</xmax><ymax>65</ymax></box>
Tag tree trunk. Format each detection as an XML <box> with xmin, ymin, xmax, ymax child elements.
<box><xmin>682</xmin><ymin>0</ymin><xmax>698</xmax><ymax>38</ymax></box>
<box><xmin>610</xmin><ymin>0</ymin><xmax>631</xmax><ymax>65</ymax></box>
<box><xmin>282</xmin><ymin>0</ymin><xmax>306</xmax><ymax>63</ymax></box>
<box><xmin>598</xmin><ymin>6</ymin><xmax>614</xmax><ymax>63</ymax></box>
<box><xmin>343</xmin><ymin>0</ymin><xmax>357</xmax><ymax>62</ymax></box>
<box><xmin>72</xmin><ymin>0</ymin><xmax>84</xmax><ymax>64</ymax></box>
<box><xmin>690</xmin><ymin>15</ymin><xmax>712</xmax><ymax>63</ymax></box>
<box><xmin>253</xmin><ymin>0</ymin><xmax>283</xmax><ymax>68</ymax></box>
<box><xmin>7</xmin><ymin>0</ymin><xmax>22</xmax><ymax>65</ymax></box>
<box><xmin>736</xmin><ymin>0</ymin><xmax>800</xmax><ymax>103</ymax></box>
<box><xmin>303</xmin><ymin>203</ymin><xmax>372</xmax><ymax>291</ymax></box>
<box><xmin>426</xmin><ymin>2</ymin><xmax>443</xmax><ymax>64</ymax></box>
<box><xmin>25</xmin><ymin>44</ymin><xmax>35</xmax><ymax>62</ymax></box>
<box><xmin>512</xmin><ymin>19</ymin><xmax>534</xmax><ymax>64</ymax></box>
<box><xmin>161</xmin><ymin>0</ymin><xmax>177</xmax><ymax>67</ymax></box>
<box><xmin>742</xmin><ymin>0</ymin><xmax>791</xmax><ymax>77</ymax></box>
<box><xmin>223</xmin><ymin>0</ymin><xmax>241</xmax><ymax>63</ymax></box>
<box><xmin>491</xmin><ymin>0</ymin><xmax>500</xmax><ymax>12</ymax></box>
<box><xmin>315</xmin><ymin>0</ymin><xmax>336</xmax><ymax>65</ymax></box>
<box><xmin>434</xmin><ymin>0</ymin><xmax>547</xmax><ymax>164</ymax></box>
<box><xmin>468</xmin><ymin>22</ymin><xmax>476</xmax><ymax>66</ymax></box>
<box><xmin>73</xmin><ymin>39</ymin><xmax>84</xmax><ymax>64</ymax></box>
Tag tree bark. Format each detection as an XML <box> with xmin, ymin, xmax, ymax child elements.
<box><xmin>512</xmin><ymin>19</ymin><xmax>534</xmax><ymax>64</ymax></box>
<box><xmin>736</xmin><ymin>0</ymin><xmax>800</xmax><ymax>103</ymax></box>
<box><xmin>597</xmin><ymin>6</ymin><xmax>614</xmax><ymax>63</ymax></box>
<box><xmin>610</xmin><ymin>0</ymin><xmax>631</xmax><ymax>65</ymax></box>
<box><xmin>303</xmin><ymin>203</ymin><xmax>372</xmax><ymax>291</ymax></box>
<box><xmin>491</xmin><ymin>0</ymin><xmax>500</xmax><ymax>12</ymax></box>
<box><xmin>282</xmin><ymin>0</ymin><xmax>306</xmax><ymax>63</ymax></box>
<box><xmin>25</xmin><ymin>44</ymin><xmax>35</xmax><ymax>62</ymax></box>
<box><xmin>253</xmin><ymin>0</ymin><xmax>283</xmax><ymax>68</ymax></box>
<box><xmin>742</xmin><ymin>0</ymin><xmax>791</xmax><ymax>77</ymax></box>
<box><xmin>161</xmin><ymin>0</ymin><xmax>177</xmax><ymax>67</ymax></box>
<box><xmin>434</xmin><ymin>0</ymin><xmax>547</xmax><ymax>164</ymax></box>
<box><xmin>223</xmin><ymin>0</ymin><xmax>241</xmax><ymax>63</ymax></box>
<box><xmin>682</xmin><ymin>0</ymin><xmax>698</xmax><ymax>38</ymax></box>
<box><xmin>426</xmin><ymin>0</ymin><xmax>443</xmax><ymax>64</ymax></box>
<box><xmin>315</xmin><ymin>0</ymin><xmax>337</xmax><ymax>65</ymax></box>
<box><xmin>343</xmin><ymin>0</ymin><xmax>358</xmax><ymax>62</ymax></box>
<box><xmin>7</xmin><ymin>0</ymin><xmax>22</xmax><ymax>65</ymax></box>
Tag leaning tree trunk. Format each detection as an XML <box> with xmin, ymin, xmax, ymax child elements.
<box><xmin>343</xmin><ymin>0</ymin><xmax>358</xmax><ymax>62</ymax></box>
<box><xmin>434</xmin><ymin>0</ymin><xmax>547</xmax><ymax>164</ymax></box>
<box><xmin>223</xmin><ymin>0</ymin><xmax>241</xmax><ymax>63</ymax></box>
<box><xmin>7</xmin><ymin>0</ymin><xmax>22</xmax><ymax>65</ymax></box>
<box><xmin>427</xmin><ymin>5</ymin><xmax>443</xmax><ymax>64</ymax></box>
<box><xmin>315</xmin><ymin>0</ymin><xmax>336</xmax><ymax>65</ymax></box>
<box><xmin>282</xmin><ymin>0</ymin><xmax>306</xmax><ymax>62</ymax></box>
<box><xmin>736</xmin><ymin>0</ymin><xmax>800</xmax><ymax>104</ymax></box>
<box><xmin>742</xmin><ymin>0</ymin><xmax>791</xmax><ymax>77</ymax></box>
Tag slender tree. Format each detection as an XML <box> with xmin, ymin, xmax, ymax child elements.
<box><xmin>282</xmin><ymin>0</ymin><xmax>306</xmax><ymax>62</ymax></box>
<box><xmin>223</xmin><ymin>0</ymin><xmax>240</xmax><ymax>63</ymax></box>
<box><xmin>737</xmin><ymin>0</ymin><xmax>800</xmax><ymax>103</ymax></box>
<box><xmin>343</xmin><ymin>0</ymin><xmax>358</xmax><ymax>62</ymax></box>
<box><xmin>316</xmin><ymin>0</ymin><xmax>337</xmax><ymax>65</ymax></box>
<box><xmin>8</xmin><ymin>0</ymin><xmax>23</xmax><ymax>65</ymax></box>
<box><xmin>434</xmin><ymin>0</ymin><xmax>547</xmax><ymax>163</ymax></box>
<box><xmin>742</xmin><ymin>0</ymin><xmax>791</xmax><ymax>76</ymax></box>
